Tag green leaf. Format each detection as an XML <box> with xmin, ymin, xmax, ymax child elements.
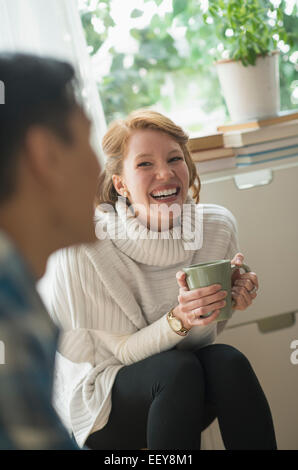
<box><xmin>173</xmin><ymin>0</ymin><xmax>185</xmax><ymax>17</ymax></box>
<box><xmin>131</xmin><ymin>9</ymin><xmax>143</xmax><ymax>19</ymax></box>
<box><xmin>144</xmin><ymin>0</ymin><xmax>163</xmax><ymax>5</ymax></box>
<box><xmin>130</xmin><ymin>28</ymin><xmax>141</xmax><ymax>40</ymax></box>
<box><xmin>103</xmin><ymin>16</ymin><xmax>115</xmax><ymax>27</ymax></box>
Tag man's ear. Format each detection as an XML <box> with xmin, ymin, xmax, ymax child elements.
<box><xmin>23</xmin><ymin>126</ymin><xmax>65</xmax><ymax>190</ymax></box>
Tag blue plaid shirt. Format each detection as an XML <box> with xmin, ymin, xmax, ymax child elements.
<box><xmin>0</xmin><ymin>231</ymin><xmax>79</xmax><ymax>449</ymax></box>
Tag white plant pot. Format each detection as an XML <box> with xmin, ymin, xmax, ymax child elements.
<box><xmin>215</xmin><ymin>51</ymin><xmax>280</xmax><ymax>122</ymax></box>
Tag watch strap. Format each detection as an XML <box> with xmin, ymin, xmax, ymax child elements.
<box><xmin>167</xmin><ymin>308</ymin><xmax>189</xmax><ymax>336</ymax></box>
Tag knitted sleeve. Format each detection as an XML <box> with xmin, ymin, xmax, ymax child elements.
<box><xmin>92</xmin><ymin>315</ymin><xmax>185</xmax><ymax>366</ymax></box>
<box><xmin>48</xmin><ymin>246</ymin><xmax>185</xmax><ymax>367</ymax></box>
<box><xmin>224</xmin><ymin>208</ymin><xmax>241</xmax><ymax>261</ymax></box>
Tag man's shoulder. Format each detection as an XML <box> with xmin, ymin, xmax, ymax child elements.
<box><xmin>0</xmin><ymin>248</ymin><xmax>58</xmax><ymax>354</ymax></box>
<box><xmin>0</xmin><ymin>262</ymin><xmax>32</xmax><ymax>313</ymax></box>
<box><xmin>0</xmin><ymin>231</ymin><xmax>35</xmax><ymax>308</ymax></box>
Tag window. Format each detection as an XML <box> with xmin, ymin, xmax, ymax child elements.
<box><xmin>78</xmin><ymin>0</ymin><xmax>298</xmax><ymax>136</ymax></box>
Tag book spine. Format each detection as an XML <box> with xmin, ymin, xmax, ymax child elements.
<box><xmin>195</xmin><ymin>157</ymin><xmax>236</xmax><ymax>174</ymax></box>
<box><xmin>224</xmin><ymin>123</ymin><xmax>298</xmax><ymax>147</ymax></box>
<box><xmin>236</xmin><ymin>152</ymin><xmax>298</xmax><ymax>166</ymax></box>
<box><xmin>236</xmin><ymin>136</ymin><xmax>298</xmax><ymax>155</ymax></box>
<box><xmin>236</xmin><ymin>145</ymin><xmax>298</xmax><ymax>163</ymax></box>
<box><xmin>218</xmin><ymin>112</ymin><xmax>298</xmax><ymax>133</ymax></box>
<box><xmin>191</xmin><ymin>149</ymin><xmax>235</xmax><ymax>162</ymax></box>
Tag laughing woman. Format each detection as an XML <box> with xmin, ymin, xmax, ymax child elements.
<box><xmin>47</xmin><ymin>110</ymin><xmax>277</xmax><ymax>450</ymax></box>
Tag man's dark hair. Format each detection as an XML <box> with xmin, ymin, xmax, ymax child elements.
<box><xmin>0</xmin><ymin>53</ymin><xmax>81</xmax><ymax>203</ymax></box>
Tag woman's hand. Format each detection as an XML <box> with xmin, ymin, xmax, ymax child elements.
<box><xmin>231</xmin><ymin>253</ymin><xmax>259</xmax><ymax>311</ymax></box>
<box><xmin>173</xmin><ymin>271</ymin><xmax>228</xmax><ymax>329</ymax></box>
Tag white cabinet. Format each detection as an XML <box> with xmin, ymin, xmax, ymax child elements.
<box><xmin>199</xmin><ymin>156</ymin><xmax>298</xmax><ymax>449</ymax></box>
<box><xmin>199</xmin><ymin>156</ymin><xmax>298</xmax><ymax>327</ymax></box>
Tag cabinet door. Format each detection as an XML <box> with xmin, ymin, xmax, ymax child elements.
<box><xmin>199</xmin><ymin>160</ymin><xmax>298</xmax><ymax>327</ymax></box>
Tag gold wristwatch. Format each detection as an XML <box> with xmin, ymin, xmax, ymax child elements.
<box><xmin>167</xmin><ymin>308</ymin><xmax>189</xmax><ymax>337</ymax></box>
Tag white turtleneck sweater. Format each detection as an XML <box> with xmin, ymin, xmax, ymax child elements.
<box><xmin>44</xmin><ymin>198</ymin><xmax>240</xmax><ymax>448</ymax></box>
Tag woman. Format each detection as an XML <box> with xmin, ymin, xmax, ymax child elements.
<box><xmin>47</xmin><ymin>110</ymin><xmax>277</xmax><ymax>450</ymax></box>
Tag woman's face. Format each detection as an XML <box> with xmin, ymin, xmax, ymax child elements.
<box><xmin>113</xmin><ymin>129</ymin><xmax>190</xmax><ymax>230</ymax></box>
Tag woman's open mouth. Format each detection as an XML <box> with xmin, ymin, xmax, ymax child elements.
<box><xmin>150</xmin><ymin>187</ymin><xmax>181</xmax><ymax>202</ymax></box>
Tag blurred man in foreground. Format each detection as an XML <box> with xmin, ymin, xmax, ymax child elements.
<box><xmin>0</xmin><ymin>53</ymin><xmax>101</xmax><ymax>449</ymax></box>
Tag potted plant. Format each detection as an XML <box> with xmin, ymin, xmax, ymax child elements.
<box><xmin>203</xmin><ymin>0</ymin><xmax>294</xmax><ymax>122</ymax></box>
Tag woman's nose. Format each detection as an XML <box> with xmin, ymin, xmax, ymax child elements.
<box><xmin>155</xmin><ymin>164</ymin><xmax>175</xmax><ymax>180</ymax></box>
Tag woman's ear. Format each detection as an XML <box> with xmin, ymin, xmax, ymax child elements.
<box><xmin>112</xmin><ymin>174</ymin><xmax>128</xmax><ymax>197</ymax></box>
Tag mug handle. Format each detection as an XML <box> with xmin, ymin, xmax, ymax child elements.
<box><xmin>231</xmin><ymin>263</ymin><xmax>251</xmax><ymax>308</ymax></box>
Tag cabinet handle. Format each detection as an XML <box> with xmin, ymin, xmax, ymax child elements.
<box><xmin>257</xmin><ymin>311</ymin><xmax>296</xmax><ymax>333</ymax></box>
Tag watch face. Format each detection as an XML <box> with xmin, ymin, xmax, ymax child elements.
<box><xmin>172</xmin><ymin>317</ymin><xmax>182</xmax><ymax>331</ymax></box>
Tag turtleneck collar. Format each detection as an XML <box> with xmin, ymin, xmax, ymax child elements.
<box><xmin>95</xmin><ymin>194</ymin><xmax>203</xmax><ymax>267</ymax></box>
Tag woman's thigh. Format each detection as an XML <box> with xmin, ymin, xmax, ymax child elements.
<box><xmin>86</xmin><ymin>348</ymin><xmax>215</xmax><ymax>450</ymax></box>
<box><xmin>193</xmin><ymin>343</ymin><xmax>259</xmax><ymax>404</ymax></box>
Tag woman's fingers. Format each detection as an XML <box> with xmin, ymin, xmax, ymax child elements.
<box><xmin>188</xmin><ymin>308</ymin><xmax>221</xmax><ymax>326</ymax></box>
<box><xmin>176</xmin><ymin>271</ymin><xmax>189</xmax><ymax>292</ymax></box>
<box><xmin>233</xmin><ymin>278</ymin><xmax>254</xmax><ymax>290</ymax></box>
<box><xmin>233</xmin><ymin>278</ymin><xmax>257</xmax><ymax>297</ymax></box>
<box><xmin>190</xmin><ymin>298</ymin><xmax>227</xmax><ymax>318</ymax></box>
<box><xmin>232</xmin><ymin>271</ymin><xmax>259</xmax><ymax>311</ymax></box>
<box><xmin>232</xmin><ymin>285</ymin><xmax>252</xmax><ymax>310</ymax></box>
<box><xmin>231</xmin><ymin>292</ymin><xmax>247</xmax><ymax>310</ymax></box>
<box><xmin>231</xmin><ymin>252</ymin><xmax>245</xmax><ymax>266</ymax></box>
<box><xmin>230</xmin><ymin>253</ymin><xmax>259</xmax><ymax>312</ymax></box>
<box><xmin>236</xmin><ymin>272</ymin><xmax>259</xmax><ymax>290</ymax></box>
<box><xmin>179</xmin><ymin>289</ymin><xmax>228</xmax><ymax>312</ymax></box>
<box><xmin>178</xmin><ymin>283</ymin><xmax>222</xmax><ymax>302</ymax></box>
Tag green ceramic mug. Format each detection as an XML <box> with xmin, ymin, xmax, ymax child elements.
<box><xmin>183</xmin><ymin>259</ymin><xmax>251</xmax><ymax>322</ymax></box>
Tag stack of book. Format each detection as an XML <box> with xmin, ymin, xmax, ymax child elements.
<box><xmin>188</xmin><ymin>133</ymin><xmax>236</xmax><ymax>174</ymax></box>
<box><xmin>218</xmin><ymin>111</ymin><xmax>298</xmax><ymax>167</ymax></box>
<box><xmin>189</xmin><ymin>110</ymin><xmax>298</xmax><ymax>173</ymax></box>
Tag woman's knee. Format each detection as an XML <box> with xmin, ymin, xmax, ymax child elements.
<box><xmin>216</xmin><ymin>344</ymin><xmax>251</xmax><ymax>371</ymax></box>
<box><xmin>158</xmin><ymin>349</ymin><xmax>202</xmax><ymax>371</ymax></box>
<box><xmin>202</xmin><ymin>344</ymin><xmax>254</xmax><ymax>382</ymax></box>
<box><xmin>152</xmin><ymin>349</ymin><xmax>204</xmax><ymax>389</ymax></box>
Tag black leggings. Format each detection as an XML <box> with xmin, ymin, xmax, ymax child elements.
<box><xmin>86</xmin><ymin>344</ymin><xmax>277</xmax><ymax>450</ymax></box>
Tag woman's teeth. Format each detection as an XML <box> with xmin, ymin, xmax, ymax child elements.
<box><xmin>151</xmin><ymin>188</ymin><xmax>179</xmax><ymax>199</ymax></box>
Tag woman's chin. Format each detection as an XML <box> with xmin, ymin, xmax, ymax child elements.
<box><xmin>130</xmin><ymin>196</ymin><xmax>186</xmax><ymax>232</ymax></box>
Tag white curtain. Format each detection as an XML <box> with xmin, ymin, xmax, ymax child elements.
<box><xmin>0</xmin><ymin>0</ymin><xmax>108</xmax><ymax>301</ymax></box>
<box><xmin>0</xmin><ymin>0</ymin><xmax>107</xmax><ymax>163</ymax></box>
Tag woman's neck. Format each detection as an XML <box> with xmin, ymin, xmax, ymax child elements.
<box><xmin>97</xmin><ymin>194</ymin><xmax>202</xmax><ymax>267</ymax></box>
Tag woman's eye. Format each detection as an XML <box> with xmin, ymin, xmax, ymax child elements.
<box><xmin>137</xmin><ymin>157</ymin><xmax>183</xmax><ymax>168</ymax></box>
<box><xmin>137</xmin><ymin>161</ymin><xmax>152</xmax><ymax>167</ymax></box>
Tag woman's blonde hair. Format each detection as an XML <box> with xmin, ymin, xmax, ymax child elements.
<box><xmin>96</xmin><ymin>109</ymin><xmax>201</xmax><ymax>208</ymax></box>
